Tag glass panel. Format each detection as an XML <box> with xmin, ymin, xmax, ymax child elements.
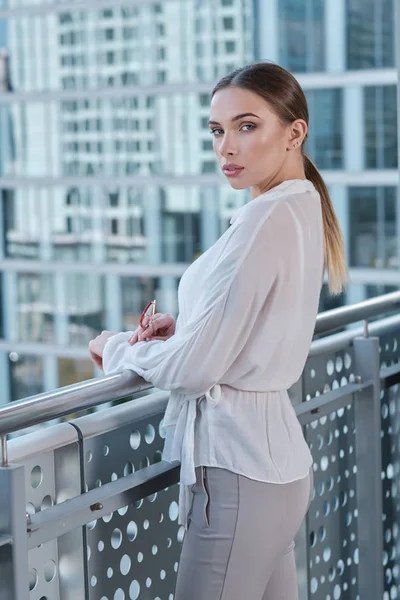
<box><xmin>279</xmin><ymin>0</ymin><xmax>325</xmax><ymax>72</ymax></box>
<box><xmin>9</xmin><ymin>354</ymin><xmax>43</xmax><ymax>401</ymax></box>
<box><xmin>349</xmin><ymin>187</ymin><xmax>397</xmax><ymax>269</ymax></box>
<box><xmin>64</xmin><ymin>273</ymin><xmax>106</xmax><ymax>345</ymax></box>
<box><xmin>347</xmin><ymin>0</ymin><xmax>394</xmax><ymax>69</ymax></box>
<box><xmin>306</xmin><ymin>89</ymin><xmax>343</xmax><ymax>169</ymax></box>
<box><xmin>365</xmin><ymin>86</ymin><xmax>397</xmax><ymax>169</ymax></box>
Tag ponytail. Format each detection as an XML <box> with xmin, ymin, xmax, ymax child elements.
<box><xmin>303</xmin><ymin>154</ymin><xmax>347</xmax><ymax>295</ymax></box>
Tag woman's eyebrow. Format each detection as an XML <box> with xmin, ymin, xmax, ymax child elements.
<box><xmin>208</xmin><ymin>112</ymin><xmax>261</xmax><ymax>125</ymax></box>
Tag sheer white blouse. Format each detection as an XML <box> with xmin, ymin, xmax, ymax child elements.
<box><xmin>103</xmin><ymin>179</ymin><xmax>324</xmax><ymax>527</ymax></box>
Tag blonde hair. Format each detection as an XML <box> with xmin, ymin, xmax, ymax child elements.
<box><xmin>212</xmin><ymin>62</ymin><xmax>348</xmax><ymax>295</ymax></box>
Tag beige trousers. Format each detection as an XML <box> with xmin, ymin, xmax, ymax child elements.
<box><xmin>174</xmin><ymin>466</ymin><xmax>313</xmax><ymax>600</ymax></box>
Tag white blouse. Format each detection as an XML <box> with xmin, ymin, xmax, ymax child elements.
<box><xmin>103</xmin><ymin>179</ymin><xmax>324</xmax><ymax>527</ymax></box>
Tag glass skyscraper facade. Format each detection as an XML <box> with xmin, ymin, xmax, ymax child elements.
<box><xmin>0</xmin><ymin>0</ymin><xmax>397</xmax><ymax>402</ymax></box>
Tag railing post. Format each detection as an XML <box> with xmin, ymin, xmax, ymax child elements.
<box><xmin>0</xmin><ymin>463</ymin><xmax>29</xmax><ymax>600</ymax></box>
<box><xmin>353</xmin><ymin>336</ymin><xmax>384</xmax><ymax>598</ymax></box>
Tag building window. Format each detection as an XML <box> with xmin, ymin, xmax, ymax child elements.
<box><xmin>202</xmin><ymin>139</ymin><xmax>213</xmax><ymax>151</ymax></box>
<box><xmin>305</xmin><ymin>88</ymin><xmax>343</xmax><ymax>169</ymax></box>
<box><xmin>225</xmin><ymin>41</ymin><xmax>236</xmax><ymax>53</ymax></box>
<box><xmin>364</xmin><ymin>85</ymin><xmax>397</xmax><ymax>169</ymax></box>
<box><xmin>223</xmin><ymin>17</ymin><xmax>234</xmax><ymax>30</ymax></box>
<box><xmin>347</xmin><ymin>0</ymin><xmax>394</xmax><ymax>69</ymax></box>
<box><xmin>201</xmin><ymin>161</ymin><xmax>217</xmax><ymax>173</ymax></box>
<box><xmin>222</xmin><ymin>0</ymin><xmax>234</xmax><ymax>5</ymax></box>
<box><xmin>278</xmin><ymin>0</ymin><xmax>325</xmax><ymax>72</ymax></box>
<box><xmin>111</xmin><ymin>219</ymin><xmax>119</xmax><ymax>235</ymax></box>
<box><xmin>349</xmin><ymin>187</ymin><xmax>397</xmax><ymax>268</ymax></box>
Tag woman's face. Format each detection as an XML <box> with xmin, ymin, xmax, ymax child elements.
<box><xmin>209</xmin><ymin>87</ymin><xmax>294</xmax><ymax>193</ymax></box>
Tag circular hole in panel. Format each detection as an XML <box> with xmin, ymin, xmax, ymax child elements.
<box><xmin>154</xmin><ymin>450</ymin><xmax>163</xmax><ymax>463</ymax></box>
<box><xmin>320</xmin><ymin>456</ymin><xmax>329</xmax><ymax>472</ymax></box>
<box><xmin>87</xmin><ymin>519</ymin><xmax>97</xmax><ymax>530</ymax></box>
<box><xmin>337</xmin><ymin>560</ymin><xmax>345</xmax><ymax>576</ymax></box>
<box><xmin>107</xmin><ymin>568</ymin><xmax>113</xmax><ymax>579</ymax></box>
<box><xmin>127</xmin><ymin>521</ymin><xmax>138</xmax><ymax>542</ymax></box>
<box><xmin>158</xmin><ymin>512</ymin><xmax>164</xmax><ymax>523</ymax></box>
<box><xmin>326</xmin><ymin>360</ymin><xmax>334</xmax><ymax>376</ymax></box>
<box><xmin>44</xmin><ymin>560</ymin><xmax>57</xmax><ymax>583</ymax></box>
<box><xmin>169</xmin><ymin>501</ymin><xmax>179</xmax><ymax>521</ymax></box>
<box><xmin>103</xmin><ymin>513</ymin><xmax>113</xmax><ymax>524</ymax></box>
<box><xmin>118</xmin><ymin>506</ymin><xmax>129</xmax><ymax>517</ymax></box>
<box><xmin>167</xmin><ymin>537</ymin><xmax>172</xmax><ymax>548</ymax></box>
<box><xmin>344</xmin><ymin>353</ymin><xmax>352</xmax><ymax>369</ymax></box>
<box><xmin>160</xmin><ymin>569</ymin><xmax>166</xmax><ymax>580</ymax></box>
<box><xmin>143</xmin><ymin>519</ymin><xmax>150</xmax><ymax>530</ymax></box>
<box><xmin>129</xmin><ymin>580</ymin><xmax>140</xmax><ymax>600</ymax></box>
<box><xmin>137</xmin><ymin>552</ymin><xmax>144</xmax><ymax>563</ymax></box>
<box><xmin>152</xmin><ymin>544</ymin><xmax>158</xmax><ymax>555</ymax></box>
<box><xmin>310</xmin><ymin>531</ymin><xmax>316</xmax><ymax>547</ymax></box>
<box><xmin>120</xmin><ymin>554</ymin><xmax>131</xmax><ymax>576</ymax></box>
<box><xmin>159</xmin><ymin>420</ymin><xmax>166</xmax><ymax>439</ymax></box>
<box><xmin>111</xmin><ymin>473</ymin><xmax>118</xmax><ymax>482</ymax></box>
<box><xmin>26</xmin><ymin>503</ymin><xmax>36</xmax><ymax>517</ymax></box>
<box><xmin>130</xmin><ymin>431</ymin><xmax>141</xmax><ymax>450</ymax></box>
<box><xmin>146</xmin><ymin>577</ymin><xmax>152</xmax><ymax>588</ymax></box>
<box><xmin>98</xmin><ymin>541</ymin><xmax>104</xmax><ymax>552</ymax></box>
<box><xmin>124</xmin><ymin>462</ymin><xmax>134</xmax><ymax>477</ymax></box>
<box><xmin>87</xmin><ymin>545</ymin><xmax>91</xmax><ymax>561</ymax></box>
<box><xmin>103</xmin><ymin>445</ymin><xmax>110</xmax><ymax>456</ymax></box>
<box><xmin>311</xmin><ymin>578</ymin><xmax>318</xmax><ymax>594</ymax></box>
<box><xmin>336</xmin><ymin>356</ymin><xmax>343</xmax><ymax>373</ymax></box>
<box><xmin>310</xmin><ymin>368</ymin><xmax>316</xmax><ymax>379</ymax></box>
<box><xmin>29</xmin><ymin>568</ymin><xmax>38</xmax><ymax>591</ymax></box>
<box><xmin>319</xmin><ymin>526</ymin><xmax>326</xmax><ymax>542</ymax></box>
<box><xmin>149</xmin><ymin>492</ymin><xmax>158</xmax><ymax>503</ymax></box>
<box><xmin>87</xmin><ymin>451</ymin><xmax>93</xmax><ymax>463</ymax></box>
<box><xmin>41</xmin><ymin>495</ymin><xmax>54</xmax><ymax>511</ymax></box>
<box><xmin>111</xmin><ymin>528</ymin><xmax>123</xmax><ymax>549</ymax></box>
<box><xmin>174</xmin><ymin>561</ymin><xmax>179</xmax><ymax>572</ymax></box>
<box><xmin>333</xmin><ymin>585</ymin><xmax>341</xmax><ymax>599</ymax></box>
<box><xmin>114</xmin><ymin>589</ymin><xmax>125</xmax><ymax>600</ymax></box>
<box><xmin>323</xmin><ymin>547</ymin><xmax>332</xmax><ymax>562</ymax></box>
<box><xmin>95</xmin><ymin>479</ymin><xmax>102</xmax><ymax>488</ymax></box>
<box><xmin>329</xmin><ymin>567</ymin><xmax>336</xmax><ymax>582</ymax></box>
<box><xmin>135</xmin><ymin>499</ymin><xmax>143</xmax><ymax>509</ymax></box>
<box><xmin>91</xmin><ymin>576</ymin><xmax>97</xmax><ymax>587</ymax></box>
<box><xmin>139</xmin><ymin>456</ymin><xmax>150</xmax><ymax>469</ymax></box>
<box><xmin>145</xmin><ymin>424</ymin><xmax>156</xmax><ymax>444</ymax></box>
<box><xmin>31</xmin><ymin>466</ymin><xmax>43</xmax><ymax>489</ymax></box>
<box><xmin>177</xmin><ymin>526</ymin><xmax>185</xmax><ymax>543</ymax></box>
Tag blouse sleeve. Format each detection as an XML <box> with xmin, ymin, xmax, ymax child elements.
<box><xmin>102</xmin><ymin>209</ymin><xmax>280</xmax><ymax>398</ymax></box>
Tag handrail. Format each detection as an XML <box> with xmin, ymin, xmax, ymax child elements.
<box><xmin>1</xmin><ymin>290</ymin><xmax>400</xmax><ymax>438</ymax></box>
<box><xmin>314</xmin><ymin>290</ymin><xmax>400</xmax><ymax>335</ymax></box>
<box><xmin>0</xmin><ymin>370</ymin><xmax>152</xmax><ymax>437</ymax></box>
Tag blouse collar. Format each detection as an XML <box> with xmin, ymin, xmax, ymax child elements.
<box><xmin>230</xmin><ymin>179</ymin><xmax>316</xmax><ymax>225</ymax></box>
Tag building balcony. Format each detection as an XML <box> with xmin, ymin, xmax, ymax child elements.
<box><xmin>1</xmin><ymin>292</ymin><xmax>400</xmax><ymax>599</ymax></box>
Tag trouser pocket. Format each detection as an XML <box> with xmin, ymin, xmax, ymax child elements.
<box><xmin>188</xmin><ymin>466</ymin><xmax>210</xmax><ymax>529</ymax></box>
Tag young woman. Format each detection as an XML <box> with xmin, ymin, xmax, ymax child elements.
<box><xmin>89</xmin><ymin>62</ymin><xmax>347</xmax><ymax>600</ymax></box>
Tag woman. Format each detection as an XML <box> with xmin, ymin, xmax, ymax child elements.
<box><xmin>89</xmin><ymin>62</ymin><xmax>347</xmax><ymax>600</ymax></box>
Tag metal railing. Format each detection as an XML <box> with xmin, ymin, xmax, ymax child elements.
<box><xmin>1</xmin><ymin>291</ymin><xmax>400</xmax><ymax>599</ymax></box>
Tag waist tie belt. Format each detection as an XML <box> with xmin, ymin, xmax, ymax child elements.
<box><xmin>163</xmin><ymin>384</ymin><xmax>222</xmax><ymax>528</ymax></box>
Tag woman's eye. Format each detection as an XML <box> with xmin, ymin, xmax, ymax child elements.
<box><xmin>210</xmin><ymin>128</ymin><xmax>223</xmax><ymax>136</ymax></box>
<box><xmin>241</xmin><ymin>123</ymin><xmax>256</xmax><ymax>132</ymax></box>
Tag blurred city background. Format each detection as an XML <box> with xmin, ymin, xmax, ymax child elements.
<box><xmin>0</xmin><ymin>0</ymin><xmax>397</xmax><ymax>402</ymax></box>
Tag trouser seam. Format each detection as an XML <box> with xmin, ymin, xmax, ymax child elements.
<box><xmin>218</xmin><ymin>472</ymin><xmax>240</xmax><ymax>600</ymax></box>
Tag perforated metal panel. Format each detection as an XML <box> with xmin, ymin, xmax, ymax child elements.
<box><xmin>8</xmin><ymin>425</ymin><xmax>84</xmax><ymax>600</ymax></box>
<box><xmin>380</xmin><ymin>329</ymin><xmax>400</xmax><ymax>599</ymax></box>
<box><xmin>81</xmin><ymin>410</ymin><xmax>181</xmax><ymax>600</ymax></box>
<box><xmin>303</xmin><ymin>347</ymin><xmax>359</xmax><ymax>599</ymax></box>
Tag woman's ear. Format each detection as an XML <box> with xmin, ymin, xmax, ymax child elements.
<box><xmin>287</xmin><ymin>119</ymin><xmax>308</xmax><ymax>148</ymax></box>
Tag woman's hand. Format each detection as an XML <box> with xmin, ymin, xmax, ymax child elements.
<box><xmin>129</xmin><ymin>313</ymin><xmax>176</xmax><ymax>345</ymax></box>
<box><xmin>89</xmin><ymin>330</ymin><xmax>118</xmax><ymax>370</ymax></box>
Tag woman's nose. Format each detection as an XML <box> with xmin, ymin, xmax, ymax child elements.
<box><xmin>218</xmin><ymin>134</ymin><xmax>238</xmax><ymax>157</ymax></box>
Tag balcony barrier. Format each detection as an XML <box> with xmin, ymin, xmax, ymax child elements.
<box><xmin>2</xmin><ymin>291</ymin><xmax>400</xmax><ymax>600</ymax></box>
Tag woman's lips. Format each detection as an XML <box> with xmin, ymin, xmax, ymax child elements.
<box><xmin>222</xmin><ymin>165</ymin><xmax>244</xmax><ymax>177</ymax></box>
